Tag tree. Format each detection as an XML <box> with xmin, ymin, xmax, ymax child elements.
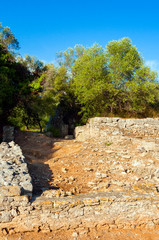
<box><xmin>42</xmin><ymin>64</ymin><xmax>81</xmax><ymax>133</ymax></box>
<box><xmin>0</xmin><ymin>23</ymin><xmax>45</xmax><ymax>131</ymax></box>
<box><xmin>106</xmin><ymin>37</ymin><xmax>158</xmax><ymax>115</ymax></box>
<box><xmin>1</xmin><ymin>22</ymin><xmax>159</xmax><ymax>133</ymax></box>
<box><xmin>17</xmin><ymin>55</ymin><xmax>45</xmax><ymax>76</ymax></box>
<box><xmin>71</xmin><ymin>44</ymin><xmax>111</xmax><ymax>121</ymax></box>
<box><xmin>128</xmin><ymin>66</ymin><xmax>159</xmax><ymax>115</ymax></box>
<box><xmin>57</xmin><ymin>44</ymin><xmax>85</xmax><ymax>69</ymax></box>
<box><xmin>8</xmin><ymin>56</ymin><xmax>46</xmax><ymax>131</ymax></box>
<box><xmin>0</xmin><ymin>23</ymin><xmax>19</xmax><ymax>52</ymax></box>
<box><xmin>67</xmin><ymin>38</ymin><xmax>159</xmax><ymax>121</ymax></box>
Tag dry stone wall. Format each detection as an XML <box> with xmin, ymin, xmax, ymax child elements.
<box><xmin>75</xmin><ymin>117</ymin><xmax>159</xmax><ymax>141</ymax></box>
<box><xmin>0</xmin><ymin>142</ymin><xmax>32</xmax><ymax>195</ymax></box>
<box><xmin>1</xmin><ymin>191</ymin><xmax>159</xmax><ymax>236</ymax></box>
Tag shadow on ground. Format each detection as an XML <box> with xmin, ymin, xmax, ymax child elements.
<box><xmin>15</xmin><ymin>130</ymin><xmax>61</xmax><ymax>196</ymax></box>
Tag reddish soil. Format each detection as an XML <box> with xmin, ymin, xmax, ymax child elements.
<box><xmin>15</xmin><ymin>130</ymin><xmax>110</xmax><ymax>196</ymax></box>
<box><xmin>3</xmin><ymin>229</ymin><xmax>159</xmax><ymax>240</ymax></box>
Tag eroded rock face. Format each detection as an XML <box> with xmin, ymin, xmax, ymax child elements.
<box><xmin>0</xmin><ymin>141</ymin><xmax>32</xmax><ymax>195</ymax></box>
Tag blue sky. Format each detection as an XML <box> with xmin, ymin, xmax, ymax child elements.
<box><xmin>1</xmin><ymin>0</ymin><xmax>159</xmax><ymax>73</ymax></box>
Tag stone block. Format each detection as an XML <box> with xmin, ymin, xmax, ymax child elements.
<box><xmin>0</xmin><ymin>186</ymin><xmax>21</xmax><ymax>197</ymax></box>
<box><xmin>0</xmin><ymin>211</ymin><xmax>13</xmax><ymax>223</ymax></box>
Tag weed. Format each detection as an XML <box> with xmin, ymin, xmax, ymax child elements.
<box><xmin>105</xmin><ymin>141</ymin><xmax>113</xmax><ymax>146</ymax></box>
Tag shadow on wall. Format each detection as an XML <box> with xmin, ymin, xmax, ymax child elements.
<box><xmin>15</xmin><ymin>130</ymin><xmax>60</xmax><ymax>196</ymax></box>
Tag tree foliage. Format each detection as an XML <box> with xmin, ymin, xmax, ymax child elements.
<box><xmin>71</xmin><ymin>44</ymin><xmax>110</xmax><ymax>121</ymax></box>
<box><xmin>1</xmin><ymin>22</ymin><xmax>159</xmax><ymax>133</ymax></box>
<box><xmin>0</xmin><ymin>23</ymin><xmax>19</xmax><ymax>52</ymax></box>
<box><xmin>0</xmin><ymin>23</ymin><xmax>45</xmax><ymax>130</ymax></box>
<box><xmin>105</xmin><ymin>38</ymin><xmax>158</xmax><ymax>115</ymax></box>
<box><xmin>57</xmin><ymin>44</ymin><xmax>85</xmax><ymax>69</ymax></box>
<box><xmin>69</xmin><ymin>38</ymin><xmax>159</xmax><ymax>120</ymax></box>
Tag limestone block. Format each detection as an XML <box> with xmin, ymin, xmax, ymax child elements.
<box><xmin>140</xmin><ymin>141</ymin><xmax>157</xmax><ymax>152</ymax></box>
<box><xmin>118</xmin><ymin>119</ymin><xmax>126</xmax><ymax>129</ymax></box>
<box><xmin>20</xmin><ymin>181</ymin><xmax>33</xmax><ymax>193</ymax></box>
<box><xmin>0</xmin><ymin>211</ymin><xmax>13</xmax><ymax>223</ymax></box>
<box><xmin>69</xmin><ymin>207</ymin><xmax>84</xmax><ymax>218</ymax></box>
<box><xmin>0</xmin><ymin>186</ymin><xmax>21</xmax><ymax>197</ymax></box>
<box><xmin>75</xmin><ymin>125</ymin><xmax>90</xmax><ymax>141</ymax></box>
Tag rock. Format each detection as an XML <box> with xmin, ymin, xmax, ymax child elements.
<box><xmin>88</xmin><ymin>181</ymin><xmax>97</xmax><ymax>187</ymax></box>
<box><xmin>0</xmin><ymin>142</ymin><xmax>32</xmax><ymax>196</ymax></box>
<box><xmin>62</xmin><ymin>167</ymin><xmax>68</xmax><ymax>173</ymax></box>
<box><xmin>98</xmin><ymin>159</ymin><xmax>104</xmax><ymax>163</ymax></box>
<box><xmin>0</xmin><ymin>186</ymin><xmax>21</xmax><ymax>197</ymax></box>
<box><xmin>72</xmin><ymin>232</ymin><xmax>78</xmax><ymax>237</ymax></box>
<box><xmin>132</xmin><ymin>159</ymin><xmax>144</xmax><ymax>167</ymax></box>
<box><xmin>112</xmin><ymin>131</ymin><xmax>121</xmax><ymax>135</ymax></box>
<box><xmin>0</xmin><ymin>212</ymin><xmax>12</xmax><ymax>223</ymax></box>
<box><xmin>65</xmin><ymin>135</ymin><xmax>74</xmax><ymax>139</ymax></box>
<box><xmin>84</xmin><ymin>168</ymin><xmax>93</xmax><ymax>172</ymax></box>
<box><xmin>140</xmin><ymin>141</ymin><xmax>156</xmax><ymax>152</ymax></box>
<box><xmin>41</xmin><ymin>189</ymin><xmax>67</xmax><ymax>198</ymax></box>
<box><xmin>2</xmin><ymin>228</ymin><xmax>8</xmax><ymax>235</ymax></box>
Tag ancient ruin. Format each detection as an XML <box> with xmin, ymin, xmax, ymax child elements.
<box><xmin>1</xmin><ymin>117</ymin><xmax>159</xmax><ymax>239</ymax></box>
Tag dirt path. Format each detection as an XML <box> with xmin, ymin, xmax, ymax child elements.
<box><xmin>15</xmin><ymin>130</ymin><xmax>100</xmax><ymax>196</ymax></box>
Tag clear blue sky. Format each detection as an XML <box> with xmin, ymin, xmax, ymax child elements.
<box><xmin>1</xmin><ymin>0</ymin><xmax>159</xmax><ymax>73</ymax></box>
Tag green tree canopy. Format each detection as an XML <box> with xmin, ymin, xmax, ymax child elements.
<box><xmin>57</xmin><ymin>44</ymin><xmax>85</xmax><ymax>69</ymax></box>
<box><xmin>71</xmin><ymin>44</ymin><xmax>110</xmax><ymax>121</ymax></box>
<box><xmin>1</xmin><ymin>23</ymin><xmax>159</xmax><ymax>133</ymax></box>
<box><xmin>106</xmin><ymin>38</ymin><xmax>158</xmax><ymax>115</ymax></box>
<box><xmin>68</xmin><ymin>38</ymin><xmax>159</xmax><ymax>120</ymax></box>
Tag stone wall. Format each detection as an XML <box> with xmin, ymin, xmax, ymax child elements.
<box><xmin>1</xmin><ymin>191</ymin><xmax>159</xmax><ymax>236</ymax></box>
<box><xmin>2</xmin><ymin>119</ymin><xmax>159</xmax><ymax>237</ymax></box>
<box><xmin>75</xmin><ymin>117</ymin><xmax>159</xmax><ymax>141</ymax></box>
<box><xmin>0</xmin><ymin>142</ymin><xmax>32</xmax><ymax>195</ymax></box>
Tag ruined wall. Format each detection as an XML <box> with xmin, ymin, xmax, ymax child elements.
<box><xmin>2</xmin><ymin>119</ymin><xmax>159</xmax><ymax>238</ymax></box>
<box><xmin>1</xmin><ymin>190</ymin><xmax>159</xmax><ymax>236</ymax></box>
<box><xmin>75</xmin><ymin>117</ymin><xmax>159</xmax><ymax>141</ymax></box>
<box><xmin>0</xmin><ymin>142</ymin><xmax>32</xmax><ymax>195</ymax></box>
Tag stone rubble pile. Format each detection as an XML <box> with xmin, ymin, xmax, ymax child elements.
<box><xmin>0</xmin><ymin>141</ymin><xmax>32</xmax><ymax>195</ymax></box>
